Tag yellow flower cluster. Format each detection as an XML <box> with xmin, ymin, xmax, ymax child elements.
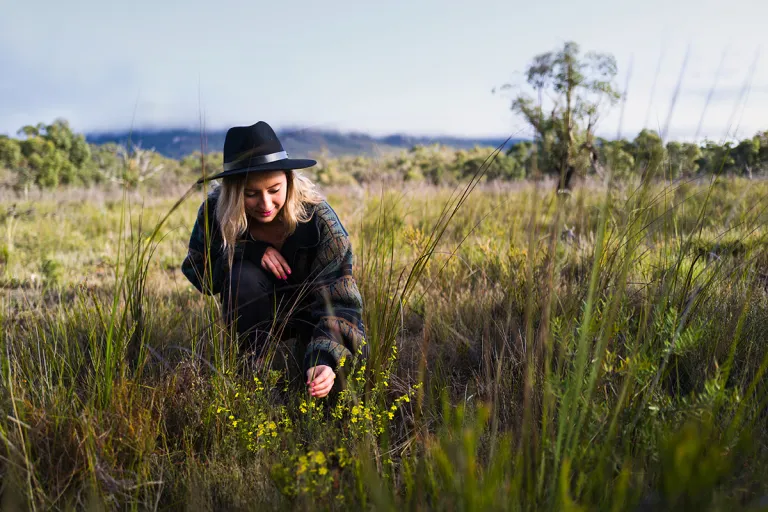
<box><xmin>297</xmin><ymin>450</ymin><xmax>327</xmax><ymax>476</ymax></box>
<box><xmin>355</xmin><ymin>364</ymin><xmax>367</xmax><ymax>384</ymax></box>
<box><xmin>310</xmin><ymin>339</ymin><xmax>424</xmax><ymax>442</ymax></box>
<box><xmin>272</xmin><ymin>447</ymin><xmax>350</xmax><ymax>499</ymax></box>
<box><xmin>350</xmin><ymin>404</ymin><xmax>374</xmax><ymax>424</ymax></box>
<box><xmin>299</xmin><ymin>398</ymin><xmax>321</xmax><ymax>415</ymax></box>
<box><xmin>255</xmin><ymin>420</ymin><xmax>277</xmax><ymax>438</ymax></box>
<box><xmin>215</xmin><ymin>369</ymin><xmax>295</xmax><ymax>453</ymax></box>
<box><xmin>244</xmin><ymin>411</ymin><xmax>293</xmax><ymax>451</ymax></box>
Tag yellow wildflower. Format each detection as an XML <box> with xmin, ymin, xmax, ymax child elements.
<box><xmin>313</xmin><ymin>451</ymin><xmax>326</xmax><ymax>465</ymax></box>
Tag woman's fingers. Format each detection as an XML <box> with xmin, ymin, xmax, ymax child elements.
<box><xmin>262</xmin><ymin>258</ymin><xmax>284</xmax><ymax>280</ymax></box>
<box><xmin>261</xmin><ymin>248</ymin><xmax>291</xmax><ymax>280</ymax></box>
<box><xmin>273</xmin><ymin>251</ymin><xmax>292</xmax><ymax>276</ymax></box>
<box><xmin>313</xmin><ymin>368</ymin><xmax>334</xmax><ymax>387</ymax></box>
<box><xmin>307</xmin><ymin>365</ymin><xmax>336</xmax><ymax>396</ymax></box>
<box><xmin>262</xmin><ymin>255</ymin><xmax>286</xmax><ymax>279</ymax></box>
<box><xmin>310</xmin><ymin>376</ymin><xmax>335</xmax><ymax>397</ymax></box>
<box><xmin>311</xmin><ymin>381</ymin><xmax>334</xmax><ymax>397</ymax></box>
<box><xmin>270</xmin><ymin>257</ymin><xmax>288</xmax><ymax>280</ymax></box>
<box><xmin>306</xmin><ymin>365</ymin><xmax>329</xmax><ymax>384</ymax></box>
<box><xmin>306</xmin><ymin>365</ymin><xmax>336</xmax><ymax>397</ymax></box>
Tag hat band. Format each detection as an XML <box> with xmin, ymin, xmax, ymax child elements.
<box><xmin>223</xmin><ymin>150</ymin><xmax>288</xmax><ymax>171</ymax></box>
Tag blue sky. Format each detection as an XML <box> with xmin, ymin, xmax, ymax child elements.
<box><xmin>1</xmin><ymin>0</ymin><xmax>765</xmax><ymax>141</ymax></box>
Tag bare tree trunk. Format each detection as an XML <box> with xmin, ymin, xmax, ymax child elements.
<box><xmin>559</xmin><ymin>65</ymin><xmax>575</xmax><ymax>192</ymax></box>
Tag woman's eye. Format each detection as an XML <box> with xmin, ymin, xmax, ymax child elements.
<box><xmin>269</xmin><ymin>189</ymin><xmax>280</xmax><ymax>194</ymax></box>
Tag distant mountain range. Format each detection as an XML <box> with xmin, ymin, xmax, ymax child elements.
<box><xmin>86</xmin><ymin>128</ymin><xmax>523</xmax><ymax>160</ymax></box>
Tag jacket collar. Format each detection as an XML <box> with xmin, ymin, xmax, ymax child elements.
<box><xmin>236</xmin><ymin>201</ymin><xmax>322</xmax><ymax>259</ymax></box>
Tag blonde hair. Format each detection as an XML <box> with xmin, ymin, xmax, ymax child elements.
<box><xmin>215</xmin><ymin>170</ymin><xmax>324</xmax><ymax>266</ymax></box>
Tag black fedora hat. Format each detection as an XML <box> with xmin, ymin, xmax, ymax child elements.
<box><xmin>197</xmin><ymin>121</ymin><xmax>316</xmax><ymax>184</ymax></box>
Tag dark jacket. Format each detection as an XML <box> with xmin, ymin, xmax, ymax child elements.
<box><xmin>181</xmin><ymin>188</ymin><xmax>365</xmax><ymax>373</ymax></box>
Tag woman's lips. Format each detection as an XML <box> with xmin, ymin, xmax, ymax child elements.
<box><xmin>258</xmin><ymin>209</ymin><xmax>273</xmax><ymax>217</ymax></box>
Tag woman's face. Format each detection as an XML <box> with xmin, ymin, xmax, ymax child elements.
<box><xmin>243</xmin><ymin>170</ymin><xmax>288</xmax><ymax>224</ymax></box>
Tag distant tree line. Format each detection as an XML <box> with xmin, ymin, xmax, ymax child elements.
<box><xmin>1</xmin><ymin>117</ymin><xmax>767</xmax><ymax>196</ymax></box>
<box><xmin>0</xmin><ymin>119</ymin><xmax>97</xmax><ymax>196</ymax></box>
<box><xmin>597</xmin><ymin>129</ymin><xmax>768</xmax><ymax>180</ymax></box>
<box><xmin>0</xmin><ymin>119</ymin><xmax>214</xmax><ymax>197</ymax></box>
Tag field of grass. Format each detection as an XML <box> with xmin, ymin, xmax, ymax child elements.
<box><xmin>1</xmin><ymin>173</ymin><xmax>768</xmax><ymax>510</ymax></box>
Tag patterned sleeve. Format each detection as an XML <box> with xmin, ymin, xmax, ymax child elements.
<box><xmin>303</xmin><ymin>232</ymin><xmax>366</xmax><ymax>374</ymax></box>
<box><xmin>181</xmin><ymin>195</ymin><xmax>227</xmax><ymax>295</ymax></box>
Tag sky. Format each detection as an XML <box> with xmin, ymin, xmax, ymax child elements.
<box><xmin>1</xmin><ymin>0</ymin><xmax>766</xmax><ymax>142</ymax></box>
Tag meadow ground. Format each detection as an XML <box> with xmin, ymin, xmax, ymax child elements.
<box><xmin>1</xmin><ymin>176</ymin><xmax>767</xmax><ymax>510</ymax></box>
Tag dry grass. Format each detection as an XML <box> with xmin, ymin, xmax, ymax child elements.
<box><xmin>1</xmin><ymin>176</ymin><xmax>767</xmax><ymax>510</ymax></box>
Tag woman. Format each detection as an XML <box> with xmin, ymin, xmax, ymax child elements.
<box><xmin>181</xmin><ymin>121</ymin><xmax>365</xmax><ymax>398</ymax></box>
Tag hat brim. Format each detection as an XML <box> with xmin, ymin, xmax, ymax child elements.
<box><xmin>196</xmin><ymin>158</ymin><xmax>317</xmax><ymax>184</ymax></box>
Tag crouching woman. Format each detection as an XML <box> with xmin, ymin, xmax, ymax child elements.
<box><xmin>181</xmin><ymin>121</ymin><xmax>365</xmax><ymax>398</ymax></box>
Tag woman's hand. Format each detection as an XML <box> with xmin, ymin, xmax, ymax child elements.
<box><xmin>261</xmin><ymin>246</ymin><xmax>291</xmax><ymax>280</ymax></box>
<box><xmin>306</xmin><ymin>365</ymin><xmax>336</xmax><ymax>398</ymax></box>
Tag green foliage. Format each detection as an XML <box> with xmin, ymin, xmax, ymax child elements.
<box><xmin>732</xmin><ymin>136</ymin><xmax>761</xmax><ymax>178</ymax></box>
<box><xmin>2</xmin><ymin>175</ymin><xmax>767</xmax><ymax>509</ymax></box>
<box><xmin>666</xmin><ymin>141</ymin><xmax>702</xmax><ymax>179</ymax></box>
<box><xmin>0</xmin><ymin>243</ymin><xmax>9</xmax><ymax>267</ymax></box>
<box><xmin>0</xmin><ymin>135</ymin><xmax>23</xmax><ymax>169</ymax></box>
<box><xmin>499</xmin><ymin>41</ymin><xmax>620</xmax><ymax>185</ymax></box>
<box><xmin>180</xmin><ymin>150</ymin><xmax>224</xmax><ymax>179</ymax></box>
<box><xmin>2</xmin><ymin>119</ymin><xmax>97</xmax><ymax>194</ymax></box>
<box><xmin>40</xmin><ymin>255</ymin><xmax>64</xmax><ymax>287</ymax></box>
<box><xmin>3</xmin><ymin>117</ymin><xmax>768</xmax><ymax>192</ymax></box>
<box><xmin>657</xmin><ymin>418</ymin><xmax>735</xmax><ymax>509</ymax></box>
<box><xmin>458</xmin><ymin>146</ymin><xmax>527</xmax><ymax>181</ymax></box>
<box><xmin>632</xmin><ymin>129</ymin><xmax>666</xmax><ymax>178</ymax></box>
<box><xmin>313</xmin><ymin>159</ymin><xmax>358</xmax><ymax>186</ymax></box>
<box><xmin>601</xmin><ymin>139</ymin><xmax>636</xmax><ymax>180</ymax></box>
<box><xmin>594</xmin><ymin>130</ymin><xmax>767</xmax><ymax>181</ymax></box>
